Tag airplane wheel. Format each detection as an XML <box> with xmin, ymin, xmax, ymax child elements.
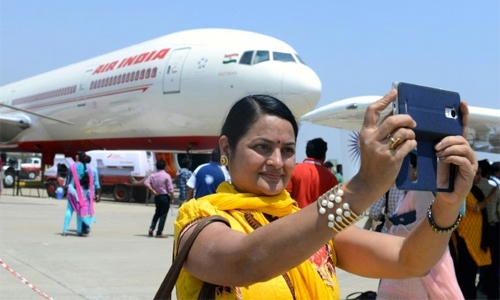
<box><xmin>3</xmin><ymin>170</ymin><xmax>15</xmax><ymax>188</ymax></box>
<box><xmin>46</xmin><ymin>180</ymin><xmax>58</xmax><ymax>198</ymax></box>
<box><xmin>113</xmin><ymin>185</ymin><xmax>131</xmax><ymax>202</ymax></box>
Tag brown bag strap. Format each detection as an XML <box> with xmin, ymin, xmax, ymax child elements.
<box><xmin>153</xmin><ymin>215</ymin><xmax>230</xmax><ymax>300</ymax></box>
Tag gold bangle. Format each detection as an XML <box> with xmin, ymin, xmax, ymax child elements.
<box><xmin>427</xmin><ymin>203</ymin><xmax>462</xmax><ymax>234</ymax></box>
<box><xmin>317</xmin><ymin>184</ymin><xmax>361</xmax><ymax>233</ymax></box>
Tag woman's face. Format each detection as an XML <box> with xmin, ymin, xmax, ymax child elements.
<box><xmin>222</xmin><ymin>114</ymin><xmax>296</xmax><ymax>196</ymax></box>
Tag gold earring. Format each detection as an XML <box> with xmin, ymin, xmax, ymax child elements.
<box><xmin>220</xmin><ymin>155</ymin><xmax>228</xmax><ymax>166</ymax></box>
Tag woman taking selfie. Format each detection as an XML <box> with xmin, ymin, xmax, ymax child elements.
<box><xmin>172</xmin><ymin>90</ymin><xmax>476</xmax><ymax>299</ymax></box>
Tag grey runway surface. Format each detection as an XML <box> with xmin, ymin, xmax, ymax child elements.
<box><xmin>0</xmin><ymin>191</ymin><xmax>378</xmax><ymax>299</ymax></box>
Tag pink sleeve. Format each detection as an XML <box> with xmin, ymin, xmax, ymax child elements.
<box><xmin>422</xmin><ymin>247</ymin><xmax>464</xmax><ymax>299</ymax></box>
<box><xmin>144</xmin><ymin>174</ymin><xmax>152</xmax><ymax>186</ymax></box>
<box><xmin>166</xmin><ymin>174</ymin><xmax>174</xmax><ymax>193</ymax></box>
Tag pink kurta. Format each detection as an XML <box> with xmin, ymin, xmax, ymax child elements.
<box><xmin>377</xmin><ymin>191</ymin><xmax>464</xmax><ymax>300</ymax></box>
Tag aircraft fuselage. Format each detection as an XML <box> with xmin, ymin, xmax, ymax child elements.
<box><xmin>0</xmin><ymin>29</ymin><xmax>322</xmax><ymax>163</ymax></box>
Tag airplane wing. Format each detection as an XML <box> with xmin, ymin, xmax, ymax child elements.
<box><xmin>301</xmin><ymin>95</ymin><xmax>500</xmax><ymax>154</ymax></box>
<box><xmin>0</xmin><ymin>102</ymin><xmax>74</xmax><ymax>145</ymax></box>
<box><xmin>0</xmin><ymin>114</ymin><xmax>32</xmax><ymax>144</ymax></box>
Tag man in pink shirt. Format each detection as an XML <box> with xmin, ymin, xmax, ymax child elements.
<box><xmin>144</xmin><ymin>160</ymin><xmax>175</xmax><ymax>238</ymax></box>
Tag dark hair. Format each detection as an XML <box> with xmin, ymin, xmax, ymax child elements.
<box><xmin>492</xmin><ymin>162</ymin><xmax>500</xmax><ymax>173</ymax></box>
<box><xmin>220</xmin><ymin>95</ymin><xmax>298</xmax><ymax>151</ymax></box>
<box><xmin>478</xmin><ymin>159</ymin><xmax>491</xmax><ymax>177</ymax></box>
<box><xmin>77</xmin><ymin>152</ymin><xmax>91</xmax><ymax>188</ymax></box>
<box><xmin>78</xmin><ymin>152</ymin><xmax>91</xmax><ymax>164</ymax></box>
<box><xmin>306</xmin><ymin>138</ymin><xmax>327</xmax><ymax>160</ymax></box>
<box><xmin>336</xmin><ymin>164</ymin><xmax>343</xmax><ymax>173</ymax></box>
<box><xmin>180</xmin><ymin>157</ymin><xmax>191</xmax><ymax>168</ymax></box>
<box><xmin>156</xmin><ymin>159</ymin><xmax>166</xmax><ymax>170</ymax></box>
<box><xmin>324</xmin><ymin>161</ymin><xmax>333</xmax><ymax>169</ymax></box>
<box><xmin>210</xmin><ymin>148</ymin><xmax>220</xmax><ymax>162</ymax></box>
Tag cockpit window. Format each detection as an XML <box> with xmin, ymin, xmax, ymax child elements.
<box><xmin>294</xmin><ymin>54</ymin><xmax>306</xmax><ymax>65</ymax></box>
<box><xmin>273</xmin><ymin>52</ymin><xmax>296</xmax><ymax>63</ymax></box>
<box><xmin>253</xmin><ymin>51</ymin><xmax>270</xmax><ymax>64</ymax></box>
<box><xmin>239</xmin><ymin>51</ymin><xmax>253</xmax><ymax>65</ymax></box>
<box><xmin>239</xmin><ymin>50</ymin><xmax>303</xmax><ymax>65</ymax></box>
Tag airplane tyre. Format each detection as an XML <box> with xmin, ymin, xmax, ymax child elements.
<box><xmin>114</xmin><ymin>185</ymin><xmax>131</xmax><ymax>202</ymax></box>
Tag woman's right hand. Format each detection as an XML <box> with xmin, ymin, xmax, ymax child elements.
<box><xmin>435</xmin><ymin>101</ymin><xmax>477</xmax><ymax>206</ymax></box>
<box><xmin>355</xmin><ymin>89</ymin><xmax>417</xmax><ymax>195</ymax></box>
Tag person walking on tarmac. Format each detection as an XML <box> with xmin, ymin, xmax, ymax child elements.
<box><xmin>62</xmin><ymin>152</ymin><xmax>99</xmax><ymax>236</ymax></box>
<box><xmin>144</xmin><ymin>160</ymin><xmax>175</xmax><ymax>238</ymax></box>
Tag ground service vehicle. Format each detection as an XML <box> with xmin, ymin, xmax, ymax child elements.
<box><xmin>44</xmin><ymin>150</ymin><xmax>157</xmax><ymax>202</ymax></box>
<box><xmin>2</xmin><ymin>157</ymin><xmax>42</xmax><ymax>187</ymax></box>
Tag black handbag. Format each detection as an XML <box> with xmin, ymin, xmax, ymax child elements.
<box><xmin>387</xmin><ymin>210</ymin><xmax>416</xmax><ymax>226</ymax></box>
<box><xmin>154</xmin><ymin>215</ymin><xmax>230</xmax><ymax>300</ymax></box>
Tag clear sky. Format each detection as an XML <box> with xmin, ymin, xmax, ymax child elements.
<box><xmin>1</xmin><ymin>1</ymin><xmax>499</xmax><ymax>177</ymax></box>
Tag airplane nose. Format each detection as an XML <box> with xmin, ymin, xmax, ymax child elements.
<box><xmin>280</xmin><ymin>65</ymin><xmax>322</xmax><ymax>118</ymax></box>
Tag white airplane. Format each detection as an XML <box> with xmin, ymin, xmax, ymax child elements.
<box><xmin>301</xmin><ymin>95</ymin><xmax>500</xmax><ymax>154</ymax></box>
<box><xmin>0</xmin><ymin>28</ymin><xmax>321</xmax><ymax>166</ymax></box>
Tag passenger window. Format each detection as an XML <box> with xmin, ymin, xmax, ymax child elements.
<box><xmin>239</xmin><ymin>51</ymin><xmax>253</xmax><ymax>65</ymax></box>
<box><xmin>273</xmin><ymin>52</ymin><xmax>296</xmax><ymax>63</ymax></box>
<box><xmin>253</xmin><ymin>51</ymin><xmax>270</xmax><ymax>64</ymax></box>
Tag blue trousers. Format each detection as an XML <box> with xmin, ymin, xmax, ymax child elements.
<box><xmin>62</xmin><ymin>201</ymin><xmax>89</xmax><ymax>233</ymax></box>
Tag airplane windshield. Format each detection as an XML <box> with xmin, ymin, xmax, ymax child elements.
<box><xmin>239</xmin><ymin>51</ymin><xmax>253</xmax><ymax>65</ymax></box>
<box><xmin>239</xmin><ymin>50</ymin><xmax>303</xmax><ymax>65</ymax></box>
<box><xmin>294</xmin><ymin>54</ymin><xmax>306</xmax><ymax>64</ymax></box>
<box><xmin>254</xmin><ymin>51</ymin><xmax>270</xmax><ymax>64</ymax></box>
<box><xmin>273</xmin><ymin>52</ymin><xmax>296</xmax><ymax>63</ymax></box>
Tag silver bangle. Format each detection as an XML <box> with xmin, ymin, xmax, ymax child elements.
<box><xmin>317</xmin><ymin>184</ymin><xmax>361</xmax><ymax>233</ymax></box>
<box><xmin>427</xmin><ymin>203</ymin><xmax>462</xmax><ymax>234</ymax></box>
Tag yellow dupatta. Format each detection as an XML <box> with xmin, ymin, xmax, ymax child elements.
<box><xmin>174</xmin><ymin>182</ymin><xmax>340</xmax><ymax>300</ymax></box>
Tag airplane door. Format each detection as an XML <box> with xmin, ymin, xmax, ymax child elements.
<box><xmin>162</xmin><ymin>48</ymin><xmax>190</xmax><ymax>94</ymax></box>
<box><xmin>77</xmin><ymin>69</ymin><xmax>93</xmax><ymax>107</ymax></box>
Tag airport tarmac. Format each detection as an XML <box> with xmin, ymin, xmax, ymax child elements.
<box><xmin>0</xmin><ymin>190</ymin><xmax>378</xmax><ymax>300</ymax></box>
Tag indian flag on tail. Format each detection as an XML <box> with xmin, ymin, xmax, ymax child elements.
<box><xmin>223</xmin><ymin>53</ymin><xmax>238</xmax><ymax>64</ymax></box>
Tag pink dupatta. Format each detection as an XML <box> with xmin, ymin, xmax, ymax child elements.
<box><xmin>67</xmin><ymin>163</ymin><xmax>95</xmax><ymax>224</ymax></box>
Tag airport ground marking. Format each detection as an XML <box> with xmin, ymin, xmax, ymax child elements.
<box><xmin>0</xmin><ymin>258</ymin><xmax>54</xmax><ymax>300</ymax></box>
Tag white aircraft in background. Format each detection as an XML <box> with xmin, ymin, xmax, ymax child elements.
<box><xmin>301</xmin><ymin>95</ymin><xmax>500</xmax><ymax>180</ymax></box>
<box><xmin>301</xmin><ymin>95</ymin><xmax>500</xmax><ymax>153</ymax></box>
<box><xmin>0</xmin><ymin>28</ymin><xmax>321</xmax><ymax>166</ymax></box>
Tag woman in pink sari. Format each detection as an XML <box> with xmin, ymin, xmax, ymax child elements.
<box><xmin>377</xmin><ymin>153</ymin><xmax>463</xmax><ymax>299</ymax></box>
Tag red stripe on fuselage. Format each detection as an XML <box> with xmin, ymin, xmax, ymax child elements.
<box><xmin>14</xmin><ymin>136</ymin><xmax>219</xmax><ymax>155</ymax></box>
<box><xmin>11</xmin><ymin>85</ymin><xmax>152</xmax><ymax>111</ymax></box>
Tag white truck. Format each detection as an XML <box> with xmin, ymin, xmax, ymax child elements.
<box><xmin>43</xmin><ymin>150</ymin><xmax>157</xmax><ymax>202</ymax></box>
<box><xmin>2</xmin><ymin>157</ymin><xmax>42</xmax><ymax>187</ymax></box>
